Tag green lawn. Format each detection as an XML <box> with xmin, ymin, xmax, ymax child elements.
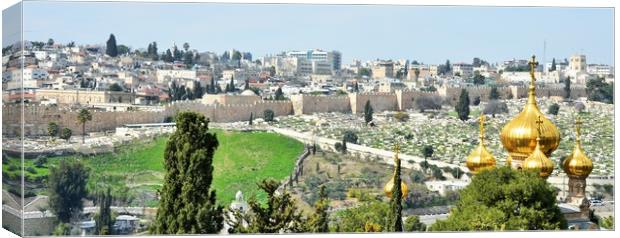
<box><xmin>3</xmin><ymin>129</ymin><xmax>304</xmax><ymax>206</ymax></box>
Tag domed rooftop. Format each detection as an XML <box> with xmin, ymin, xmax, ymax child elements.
<box><xmin>563</xmin><ymin>116</ymin><xmax>593</xmax><ymax>179</ymax></box>
<box><xmin>522</xmin><ymin>115</ymin><xmax>555</xmax><ymax>179</ymax></box>
<box><xmin>384</xmin><ymin>144</ymin><xmax>408</xmax><ymax>199</ymax></box>
<box><xmin>466</xmin><ymin>114</ymin><xmax>496</xmax><ymax>174</ymax></box>
<box><xmin>240</xmin><ymin>89</ymin><xmax>257</xmax><ymax>96</ymax></box>
<box><xmin>500</xmin><ymin>55</ymin><xmax>560</xmax><ymax>162</ymax></box>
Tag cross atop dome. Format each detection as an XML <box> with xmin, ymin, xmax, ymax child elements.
<box><xmin>528</xmin><ymin>55</ymin><xmax>538</xmax><ymax>83</ymax></box>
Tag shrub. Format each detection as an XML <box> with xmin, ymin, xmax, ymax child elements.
<box><xmin>394</xmin><ymin>111</ymin><xmax>410</xmax><ymax>122</ymax></box>
<box><xmin>343</xmin><ymin>130</ymin><xmax>358</xmax><ymax>144</ymax></box>
<box><xmin>26</xmin><ymin>166</ymin><xmax>37</xmax><ymax>174</ymax></box>
<box><xmin>547</xmin><ymin>103</ymin><xmax>560</xmax><ymax>116</ymax></box>
<box><xmin>34</xmin><ymin>156</ymin><xmax>48</xmax><ymax>168</ymax></box>
<box><xmin>263</xmin><ymin>109</ymin><xmax>275</xmax><ymax>122</ymax></box>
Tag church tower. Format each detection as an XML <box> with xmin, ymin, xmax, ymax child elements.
<box><xmin>499</xmin><ymin>55</ymin><xmax>561</xmax><ymax>170</ymax></box>
<box><xmin>562</xmin><ymin>116</ymin><xmax>593</xmax><ymax>207</ymax></box>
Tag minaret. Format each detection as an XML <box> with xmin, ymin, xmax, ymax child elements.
<box><xmin>562</xmin><ymin>116</ymin><xmax>593</xmax><ymax>207</ymax></box>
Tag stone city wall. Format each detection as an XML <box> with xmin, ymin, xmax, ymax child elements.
<box><xmin>290</xmin><ymin>94</ymin><xmax>351</xmax><ymax>115</ymax></box>
<box><xmin>2</xmin><ymin>85</ymin><xmax>590</xmax><ymax>136</ymax></box>
<box><xmin>350</xmin><ymin>92</ymin><xmax>398</xmax><ymax>114</ymax></box>
<box><xmin>168</xmin><ymin>99</ymin><xmax>293</xmax><ymax>123</ymax></box>
<box><xmin>2</xmin><ymin>105</ymin><xmax>168</xmax><ymax>136</ymax></box>
<box><xmin>396</xmin><ymin>90</ymin><xmax>439</xmax><ymax>110</ymax></box>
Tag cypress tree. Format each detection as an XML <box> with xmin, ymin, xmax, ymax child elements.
<box><xmin>106</xmin><ymin>34</ymin><xmax>118</xmax><ymax>57</ymax></box>
<box><xmin>564</xmin><ymin>76</ymin><xmax>571</xmax><ymax>99</ymax></box>
<box><xmin>455</xmin><ymin>89</ymin><xmax>470</xmax><ymax>121</ymax></box>
<box><xmin>489</xmin><ymin>86</ymin><xmax>500</xmax><ymax>100</ymax></box>
<box><xmin>364</xmin><ymin>100</ymin><xmax>373</xmax><ymax>124</ymax></box>
<box><xmin>229</xmin><ymin>76</ymin><xmax>235</xmax><ymax>92</ymax></box>
<box><xmin>95</xmin><ymin>187</ymin><xmax>114</xmax><ymax>235</ymax></box>
<box><xmin>390</xmin><ymin>152</ymin><xmax>403</xmax><ymax>232</ymax></box>
<box><xmin>152</xmin><ymin>112</ymin><xmax>224</xmax><ymax>234</ymax></box>
<box><xmin>275</xmin><ymin>87</ymin><xmax>285</xmax><ymax>100</ymax></box>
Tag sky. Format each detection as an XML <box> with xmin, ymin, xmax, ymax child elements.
<box><xmin>10</xmin><ymin>1</ymin><xmax>615</xmax><ymax>65</ymax></box>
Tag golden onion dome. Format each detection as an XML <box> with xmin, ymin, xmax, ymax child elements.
<box><xmin>500</xmin><ymin>55</ymin><xmax>561</xmax><ymax>161</ymax></box>
<box><xmin>384</xmin><ymin>177</ymin><xmax>409</xmax><ymax>199</ymax></box>
<box><xmin>523</xmin><ymin>116</ymin><xmax>555</xmax><ymax>179</ymax></box>
<box><xmin>466</xmin><ymin>114</ymin><xmax>496</xmax><ymax>174</ymax></box>
<box><xmin>384</xmin><ymin>144</ymin><xmax>408</xmax><ymax>199</ymax></box>
<box><xmin>562</xmin><ymin>116</ymin><xmax>593</xmax><ymax>178</ymax></box>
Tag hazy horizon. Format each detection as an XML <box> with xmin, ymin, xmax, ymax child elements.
<box><xmin>5</xmin><ymin>1</ymin><xmax>615</xmax><ymax>65</ymax></box>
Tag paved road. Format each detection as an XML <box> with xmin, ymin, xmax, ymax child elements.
<box><xmin>271</xmin><ymin>127</ymin><xmax>469</xmax><ymax>172</ymax></box>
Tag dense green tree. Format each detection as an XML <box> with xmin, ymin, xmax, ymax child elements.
<box><xmin>357</xmin><ymin>68</ymin><xmax>372</xmax><ymax>78</ymax></box>
<box><xmin>173</xmin><ymin>46</ymin><xmax>182</xmax><ymax>61</ymax></box>
<box><xmin>586</xmin><ymin>77</ymin><xmax>613</xmax><ymax>104</ymax></box>
<box><xmin>226</xmin><ymin>179</ymin><xmax>306</xmax><ymax>233</ymax></box>
<box><xmin>152</xmin><ymin>112</ymin><xmax>224</xmax><ymax>234</ymax></box>
<box><xmin>275</xmin><ymin>87</ymin><xmax>285</xmax><ymax>100</ymax></box>
<box><xmin>600</xmin><ymin>216</ymin><xmax>614</xmax><ymax>229</ymax></box>
<box><xmin>404</xmin><ymin>216</ymin><xmax>426</xmax><ymax>232</ymax></box>
<box><xmin>489</xmin><ymin>86</ymin><xmax>500</xmax><ymax>100</ymax></box>
<box><xmin>564</xmin><ymin>76</ymin><xmax>571</xmax><ymax>99</ymax></box>
<box><xmin>147</xmin><ymin>42</ymin><xmax>159</xmax><ymax>60</ymax></box>
<box><xmin>473</xmin><ymin>96</ymin><xmax>481</xmax><ymax>106</ymax></box>
<box><xmin>421</xmin><ymin>145</ymin><xmax>434</xmax><ymax>159</ymax></box>
<box><xmin>48</xmin><ymin>159</ymin><xmax>90</xmax><ymax>223</ymax></box>
<box><xmin>232</xmin><ymin>51</ymin><xmax>242</xmax><ymax>68</ymax></box>
<box><xmin>472</xmin><ymin>71</ymin><xmax>485</xmax><ymax>85</ymax></box>
<box><xmin>60</xmin><ymin>128</ymin><xmax>72</xmax><ymax>142</ymax></box>
<box><xmin>105</xmin><ymin>34</ymin><xmax>118</xmax><ymax>57</ymax></box>
<box><xmin>343</xmin><ymin>130</ymin><xmax>358</xmax><ymax>144</ymax></box>
<box><xmin>414</xmin><ymin>95</ymin><xmax>442</xmax><ymax>112</ymax></box>
<box><xmin>183</xmin><ymin>51</ymin><xmax>194</xmax><ymax>66</ymax></box>
<box><xmin>94</xmin><ymin>187</ymin><xmax>114</xmax><ymax>235</ymax></box>
<box><xmin>163</xmin><ymin>49</ymin><xmax>174</xmax><ymax>63</ymax></box>
<box><xmin>364</xmin><ymin>100</ymin><xmax>373</xmax><ymax>124</ymax></box>
<box><xmin>431</xmin><ymin>167</ymin><xmax>567</xmax><ymax>231</ymax></box>
<box><xmin>264</xmin><ymin>109</ymin><xmax>275</xmax><ymax>122</ymax></box>
<box><xmin>77</xmin><ymin>109</ymin><xmax>92</xmax><ymax>144</ymax></box>
<box><xmin>117</xmin><ymin>44</ymin><xmax>130</xmax><ymax>56</ymax></box>
<box><xmin>307</xmin><ymin>185</ymin><xmax>330</xmax><ymax>232</ymax></box>
<box><xmin>332</xmin><ymin>200</ymin><xmax>392</xmax><ymax>232</ymax></box>
<box><xmin>48</xmin><ymin>122</ymin><xmax>59</xmax><ymax>138</ymax></box>
<box><xmin>547</xmin><ymin>103</ymin><xmax>560</xmax><ymax>116</ymax></box>
<box><xmin>455</xmin><ymin>89</ymin><xmax>470</xmax><ymax>121</ymax></box>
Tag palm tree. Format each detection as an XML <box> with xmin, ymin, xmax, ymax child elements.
<box><xmin>77</xmin><ymin>109</ymin><xmax>93</xmax><ymax>144</ymax></box>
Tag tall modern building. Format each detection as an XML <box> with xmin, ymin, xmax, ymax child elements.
<box><xmin>286</xmin><ymin>49</ymin><xmax>342</xmax><ymax>72</ymax></box>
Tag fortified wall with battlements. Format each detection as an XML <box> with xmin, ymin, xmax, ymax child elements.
<box><xmin>2</xmin><ymin>85</ymin><xmax>587</xmax><ymax>136</ymax></box>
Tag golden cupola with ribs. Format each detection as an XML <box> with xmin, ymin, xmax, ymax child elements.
<box><xmin>466</xmin><ymin>114</ymin><xmax>496</xmax><ymax>174</ymax></box>
<box><xmin>562</xmin><ymin>116</ymin><xmax>593</xmax><ymax>179</ymax></box>
<box><xmin>500</xmin><ymin>55</ymin><xmax>561</xmax><ymax>169</ymax></box>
